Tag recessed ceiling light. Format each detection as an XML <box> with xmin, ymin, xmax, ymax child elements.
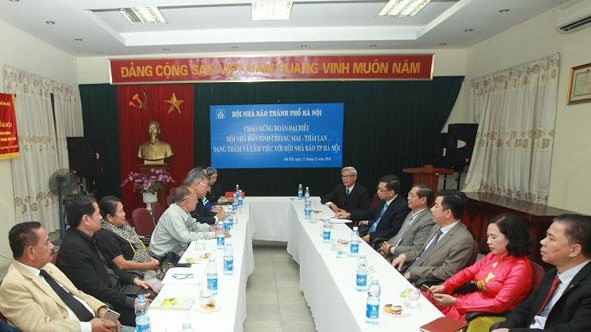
<box><xmin>96</xmin><ymin>51</ymin><xmax>104</xmax><ymax>55</ymax></box>
<box><xmin>299</xmin><ymin>44</ymin><xmax>308</xmax><ymax>48</ymax></box>
<box><xmin>120</xmin><ymin>7</ymin><xmax>166</xmax><ymax>24</ymax></box>
<box><xmin>252</xmin><ymin>1</ymin><xmax>293</xmax><ymax>20</ymax></box>
<box><xmin>9</xmin><ymin>0</ymin><xmax>20</xmax><ymax>3</ymax></box>
<box><xmin>74</xmin><ymin>38</ymin><xmax>83</xmax><ymax>42</ymax></box>
<box><xmin>162</xmin><ymin>48</ymin><xmax>170</xmax><ymax>51</ymax></box>
<box><xmin>45</xmin><ymin>20</ymin><xmax>55</xmax><ymax>25</ymax></box>
<box><xmin>369</xmin><ymin>44</ymin><xmax>377</xmax><ymax>48</ymax></box>
<box><xmin>230</xmin><ymin>46</ymin><xmax>239</xmax><ymax>49</ymax></box>
<box><xmin>464</xmin><ymin>28</ymin><xmax>474</xmax><ymax>32</ymax></box>
<box><xmin>438</xmin><ymin>42</ymin><xmax>447</xmax><ymax>46</ymax></box>
<box><xmin>498</xmin><ymin>8</ymin><xmax>510</xmax><ymax>13</ymax></box>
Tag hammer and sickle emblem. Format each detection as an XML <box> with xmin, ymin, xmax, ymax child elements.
<box><xmin>128</xmin><ymin>92</ymin><xmax>148</xmax><ymax>110</ymax></box>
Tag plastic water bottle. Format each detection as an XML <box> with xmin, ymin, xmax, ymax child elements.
<box><xmin>216</xmin><ymin>227</ymin><xmax>225</xmax><ymax>249</ymax></box>
<box><xmin>350</xmin><ymin>226</ymin><xmax>360</xmax><ymax>257</ymax></box>
<box><xmin>231</xmin><ymin>200</ymin><xmax>238</xmax><ymax>212</ymax></box>
<box><xmin>304</xmin><ymin>186</ymin><xmax>312</xmax><ymax>219</ymax></box>
<box><xmin>366</xmin><ymin>278</ymin><xmax>381</xmax><ymax>324</ymax></box>
<box><xmin>224</xmin><ymin>242</ymin><xmax>234</xmax><ymax>275</ymax></box>
<box><xmin>238</xmin><ymin>189</ymin><xmax>244</xmax><ymax>206</ymax></box>
<box><xmin>322</xmin><ymin>221</ymin><xmax>331</xmax><ymax>243</ymax></box>
<box><xmin>297</xmin><ymin>184</ymin><xmax>303</xmax><ymax>200</ymax></box>
<box><xmin>223</xmin><ymin>217</ymin><xmax>231</xmax><ymax>231</ymax></box>
<box><xmin>355</xmin><ymin>255</ymin><xmax>368</xmax><ymax>291</ymax></box>
<box><xmin>234</xmin><ymin>184</ymin><xmax>240</xmax><ymax>202</ymax></box>
<box><xmin>135</xmin><ymin>294</ymin><xmax>151</xmax><ymax>332</ymax></box>
<box><xmin>206</xmin><ymin>258</ymin><xmax>218</xmax><ymax>295</ymax></box>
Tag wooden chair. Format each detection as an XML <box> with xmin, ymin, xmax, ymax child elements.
<box><xmin>132</xmin><ymin>207</ymin><xmax>156</xmax><ymax>237</ymax></box>
<box><xmin>464</xmin><ymin>260</ymin><xmax>546</xmax><ymax>331</ymax></box>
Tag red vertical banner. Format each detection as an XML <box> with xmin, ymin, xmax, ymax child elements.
<box><xmin>118</xmin><ymin>84</ymin><xmax>194</xmax><ymax>212</ymax></box>
<box><xmin>0</xmin><ymin>93</ymin><xmax>19</xmax><ymax>160</ymax></box>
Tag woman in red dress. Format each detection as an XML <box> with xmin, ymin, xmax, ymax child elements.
<box><xmin>424</xmin><ymin>213</ymin><xmax>533</xmax><ymax>320</ymax></box>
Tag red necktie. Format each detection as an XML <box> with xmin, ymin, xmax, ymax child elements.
<box><xmin>536</xmin><ymin>276</ymin><xmax>561</xmax><ymax>315</ymax></box>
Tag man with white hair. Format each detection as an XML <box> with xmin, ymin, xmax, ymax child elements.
<box><xmin>321</xmin><ymin>166</ymin><xmax>369</xmax><ymax>219</ymax></box>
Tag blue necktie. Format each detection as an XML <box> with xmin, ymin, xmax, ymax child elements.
<box><xmin>346</xmin><ymin>188</ymin><xmax>350</xmax><ymax>195</ymax></box>
<box><xmin>369</xmin><ymin>203</ymin><xmax>388</xmax><ymax>233</ymax></box>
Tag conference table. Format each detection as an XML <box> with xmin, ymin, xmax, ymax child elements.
<box><xmin>149</xmin><ymin>197</ymin><xmax>443</xmax><ymax>331</ymax></box>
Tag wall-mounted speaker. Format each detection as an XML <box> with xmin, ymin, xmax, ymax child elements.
<box><xmin>66</xmin><ymin>137</ymin><xmax>105</xmax><ymax>177</ymax></box>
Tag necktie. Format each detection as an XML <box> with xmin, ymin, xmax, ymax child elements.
<box><xmin>391</xmin><ymin>212</ymin><xmax>416</xmax><ymax>247</ymax></box>
<box><xmin>406</xmin><ymin>229</ymin><xmax>443</xmax><ymax>271</ymax></box>
<box><xmin>346</xmin><ymin>188</ymin><xmax>350</xmax><ymax>195</ymax></box>
<box><xmin>369</xmin><ymin>203</ymin><xmax>388</xmax><ymax>233</ymax></box>
<box><xmin>40</xmin><ymin>269</ymin><xmax>94</xmax><ymax>322</ymax></box>
<box><xmin>536</xmin><ymin>276</ymin><xmax>561</xmax><ymax>315</ymax></box>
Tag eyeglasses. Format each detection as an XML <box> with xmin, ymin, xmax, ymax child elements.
<box><xmin>341</xmin><ymin>174</ymin><xmax>354</xmax><ymax>178</ymax></box>
<box><xmin>197</xmin><ymin>182</ymin><xmax>210</xmax><ymax>189</ymax></box>
<box><xmin>376</xmin><ymin>187</ymin><xmax>391</xmax><ymax>192</ymax></box>
<box><xmin>172</xmin><ymin>273</ymin><xmax>194</xmax><ymax>280</ymax></box>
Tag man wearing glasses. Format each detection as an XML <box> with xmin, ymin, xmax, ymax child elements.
<box><xmin>337</xmin><ymin>174</ymin><xmax>409</xmax><ymax>244</ymax></box>
<box><xmin>321</xmin><ymin>167</ymin><xmax>370</xmax><ymax>221</ymax></box>
<box><xmin>149</xmin><ymin>185</ymin><xmax>217</xmax><ymax>259</ymax></box>
<box><xmin>185</xmin><ymin>169</ymin><xmax>226</xmax><ymax>225</ymax></box>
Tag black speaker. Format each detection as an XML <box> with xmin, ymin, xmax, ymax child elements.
<box><xmin>446</xmin><ymin>123</ymin><xmax>478</xmax><ymax>167</ymax></box>
<box><xmin>66</xmin><ymin>137</ymin><xmax>105</xmax><ymax>177</ymax></box>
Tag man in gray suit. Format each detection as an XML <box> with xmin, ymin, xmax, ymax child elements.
<box><xmin>377</xmin><ymin>183</ymin><xmax>434</xmax><ymax>261</ymax></box>
<box><xmin>392</xmin><ymin>190</ymin><xmax>474</xmax><ymax>283</ymax></box>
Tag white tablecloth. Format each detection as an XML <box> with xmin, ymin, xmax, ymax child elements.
<box><xmin>149</xmin><ymin>197</ymin><xmax>443</xmax><ymax>332</ymax></box>
<box><xmin>149</xmin><ymin>205</ymin><xmax>254</xmax><ymax>332</ymax></box>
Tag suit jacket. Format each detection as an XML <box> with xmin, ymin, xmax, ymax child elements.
<box><xmin>404</xmin><ymin>221</ymin><xmax>473</xmax><ymax>282</ymax></box>
<box><xmin>190</xmin><ymin>199</ymin><xmax>217</xmax><ymax>225</ymax></box>
<box><xmin>387</xmin><ymin>208</ymin><xmax>434</xmax><ymax>257</ymax></box>
<box><xmin>56</xmin><ymin>228</ymin><xmax>136</xmax><ymax>311</ymax></box>
<box><xmin>493</xmin><ymin>261</ymin><xmax>591</xmax><ymax>332</ymax></box>
<box><xmin>321</xmin><ymin>183</ymin><xmax>369</xmax><ymax>214</ymax></box>
<box><xmin>350</xmin><ymin>195</ymin><xmax>409</xmax><ymax>242</ymax></box>
<box><xmin>0</xmin><ymin>262</ymin><xmax>104</xmax><ymax>332</ymax></box>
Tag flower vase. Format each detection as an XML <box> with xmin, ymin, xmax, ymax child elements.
<box><xmin>142</xmin><ymin>192</ymin><xmax>157</xmax><ymax>212</ymax></box>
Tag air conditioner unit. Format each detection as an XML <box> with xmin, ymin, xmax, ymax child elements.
<box><xmin>556</xmin><ymin>0</ymin><xmax>591</xmax><ymax>33</ymax></box>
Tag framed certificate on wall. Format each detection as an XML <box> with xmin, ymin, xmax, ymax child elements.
<box><xmin>567</xmin><ymin>62</ymin><xmax>591</xmax><ymax>105</ymax></box>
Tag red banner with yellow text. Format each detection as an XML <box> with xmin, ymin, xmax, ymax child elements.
<box><xmin>110</xmin><ymin>55</ymin><xmax>433</xmax><ymax>84</ymax></box>
<box><xmin>0</xmin><ymin>93</ymin><xmax>19</xmax><ymax>160</ymax></box>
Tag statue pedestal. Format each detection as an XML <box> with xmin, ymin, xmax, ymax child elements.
<box><xmin>138</xmin><ymin>165</ymin><xmax>170</xmax><ymax>208</ymax></box>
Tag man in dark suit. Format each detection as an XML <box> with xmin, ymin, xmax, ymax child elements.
<box><xmin>321</xmin><ymin>166</ymin><xmax>369</xmax><ymax>216</ymax></box>
<box><xmin>57</xmin><ymin>194</ymin><xmax>157</xmax><ymax>327</ymax></box>
<box><xmin>182</xmin><ymin>168</ymin><xmax>226</xmax><ymax>225</ymax></box>
<box><xmin>491</xmin><ymin>214</ymin><xmax>591</xmax><ymax>332</ymax></box>
<box><xmin>377</xmin><ymin>183</ymin><xmax>435</xmax><ymax>260</ymax></box>
<box><xmin>337</xmin><ymin>174</ymin><xmax>409</xmax><ymax>243</ymax></box>
<box><xmin>392</xmin><ymin>190</ymin><xmax>473</xmax><ymax>283</ymax></box>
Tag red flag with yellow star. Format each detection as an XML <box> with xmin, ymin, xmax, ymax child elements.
<box><xmin>117</xmin><ymin>84</ymin><xmax>194</xmax><ymax>212</ymax></box>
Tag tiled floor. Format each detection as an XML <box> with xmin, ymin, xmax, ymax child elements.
<box><xmin>244</xmin><ymin>242</ymin><xmax>316</xmax><ymax>332</ymax></box>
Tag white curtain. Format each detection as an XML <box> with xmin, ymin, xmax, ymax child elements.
<box><xmin>3</xmin><ymin>65</ymin><xmax>83</xmax><ymax>232</ymax></box>
<box><xmin>53</xmin><ymin>82</ymin><xmax>84</xmax><ymax>168</ymax></box>
<box><xmin>463</xmin><ymin>53</ymin><xmax>559</xmax><ymax>205</ymax></box>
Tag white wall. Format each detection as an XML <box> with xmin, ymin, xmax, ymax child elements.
<box><xmin>460</xmin><ymin>1</ymin><xmax>591</xmax><ymax>214</ymax></box>
<box><xmin>0</xmin><ymin>19</ymin><xmax>78</xmax><ymax>265</ymax></box>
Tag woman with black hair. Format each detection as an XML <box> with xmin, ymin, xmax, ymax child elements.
<box><xmin>424</xmin><ymin>213</ymin><xmax>533</xmax><ymax>320</ymax></box>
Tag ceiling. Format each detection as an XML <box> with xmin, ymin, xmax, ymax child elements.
<box><xmin>0</xmin><ymin>0</ymin><xmax>569</xmax><ymax>57</ymax></box>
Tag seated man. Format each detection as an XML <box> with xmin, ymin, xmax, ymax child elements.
<box><xmin>57</xmin><ymin>194</ymin><xmax>157</xmax><ymax>327</ymax></box>
<box><xmin>0</xmin><ymin>221</ymin><xmax>117</xmax><ymax>331</ymax></box>
<box><xmin>321</xmin><ymin>166</ymin><xmax>369</xmax><ymax>217</ymax></box>
<box><xmin>337</xmin><ymin>174</ymin><xmax>409</xmax><ymax>243</ymax></box>
<box><xmin>149</xmin><ymin>185</ymin><xmax>222</xmax><ymax>259</ymax></box>
<box><xmin>491</xmin><ymin>214</ymin><xmax>591</xmax><ymax>332</ymax></box>
<box><xmin>392</xmin><ymin>190</ymin><xmax>473</xmax><ymax>284</ymax></box>
<box><xmin>184</xmin><ymin>168</ymin><xmax>226</xmax><ymax>225</ymax></box>
<box><xmin>377</xmin><ymin>183</ymin><xmax>434</xmax><ymax>260</ymax></box>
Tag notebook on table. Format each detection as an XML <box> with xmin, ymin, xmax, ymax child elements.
<box><xmin>419</xmin><ymin>316</ymin><xmax>468</xmax><ymax>332</ymax></box>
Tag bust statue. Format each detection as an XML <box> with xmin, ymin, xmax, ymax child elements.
<box><xmin>137</xmin><ymin>121</ymin><xmax>174</xmax><ymax>165</ymax></box>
